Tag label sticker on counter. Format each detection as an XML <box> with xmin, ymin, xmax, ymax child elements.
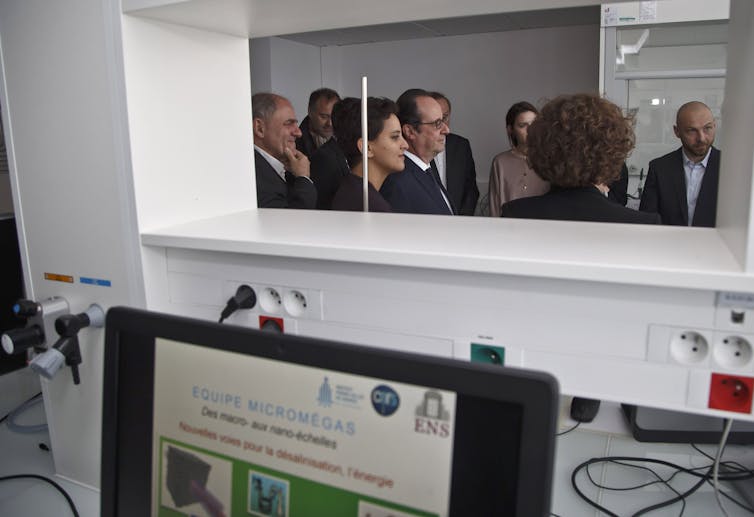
<box><xmin>44</xmin><ymin>272</ymin><xmax>74</xmax><ymax>283</ymax></box>
<box><xmin>80</xmin><ymin>276</ymin><xmax>112</xmax><ymax>287</ymax></box>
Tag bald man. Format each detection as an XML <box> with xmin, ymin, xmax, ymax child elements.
<box><xmin>639</xmin><ymin>101</ymin><xmax>720</xmax><ymax>227</ymax></box>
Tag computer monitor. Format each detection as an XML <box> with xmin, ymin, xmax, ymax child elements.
<box><xmin>0</xmin><ymin>215</ymin><xmax>25</xmax><ymax>375</ymax></box>
<box><xmin>101</xmin><ymin>307</ymin><xmax>559</xmax><ymax>517</ymax></box>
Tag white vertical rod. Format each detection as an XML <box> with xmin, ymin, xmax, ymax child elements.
<box><xmin>361</xmin><ymin>76</ymin><xmax>368</xmax><ymax>212</ymax></box>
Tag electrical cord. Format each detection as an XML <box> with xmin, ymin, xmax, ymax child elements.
<box><xmin>0</xmin><ymin>474</ymin><xmax>80</xmax><ymax>517</ymax></box>
<box><xmin>0</xmin><ymin>392</ymin><xmax>43</xmax><ymax>428</ymax></box>
<box><xmin>557</xmin><ymin>421</ymin><xmax>580</xmax><ymax>436</ymax></box>
<box><xmin>571</xmin><ymin>451</ymin><xmax>754</xmax><ymax>516</ymax></box>
<box><xmin>690</xmin><ymin>442</ymin><xmax>754</xmax><ymax>514</ymax></box>
<box><xmin>572</xmin><ymin>456</ymin><xmax>705</xmax><ymax>516</ymax></box>
<box><xmin>692</xmin><ymin>443</ymin><xmax>754</xmax><ymax>479</ymax></box>
<box><xmin>7</xmin><ymin>393</ymin><xmax>47</xmax><ymax>433</ymax></box>
<box><xmin>1</xmin><ymin>394</ymin><xmax>79</xmax><ymax>516</ymax></box>
<box><xmin>713</xmin><ymin>418</ymin><xmax>734</xmax><ymax>517</ymax></box>
<box><xmin>218</xmin><ymin>285</ymin><xmax>256</xmax><ymax>323</ymax></box>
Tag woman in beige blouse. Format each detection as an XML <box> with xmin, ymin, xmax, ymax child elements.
<box><xmin>488</xmin><ymin>101</ymin><xmax>549</xmax><ymax>217</ymax></box>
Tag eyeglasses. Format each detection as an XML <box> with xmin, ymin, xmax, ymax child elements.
<box><xmin>415</xmin><ymin>118</ymin><xmax>447</xmax><ymax>130</ymax></box>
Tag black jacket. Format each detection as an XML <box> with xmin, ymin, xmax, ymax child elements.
<box><xmin>639</xmin><ymin>147</ymin><xmax>720</xmax><ymax>227</ymax></box>
<box><xmin>254</xmin><ymin>150</ymin><xmax>316</xmax><ymax>209</ymax></box>
<box><xmin>502</xmin><ymin>185</ymin><xmax>660</xmax><ymax>224</ymax></box>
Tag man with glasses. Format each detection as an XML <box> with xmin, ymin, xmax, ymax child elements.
<box><xmin>429</xmin><ymin>92</ymin><xmax>479</xmax><ymax>216</ymax></box>
<box><xmin>380</xmin><ymin>89</ymin><xmax>454</xmax><ymax>215</ymax></box>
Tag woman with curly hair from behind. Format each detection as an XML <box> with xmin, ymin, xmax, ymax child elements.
<box><xmin>500</xmin><ymin>93</ymin><xmax>660</xmax><ymax>224</ymax></box>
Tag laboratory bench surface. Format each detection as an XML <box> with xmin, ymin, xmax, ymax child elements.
<box><xmin>1</xmin><ymin>369</ymin><xmax>753</xmax><ymax>517</ymax></box>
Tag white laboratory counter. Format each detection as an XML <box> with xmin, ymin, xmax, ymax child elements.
<box><xmin>141</xmin><ymin>209</ymin><xmax>749</xmax><ymax>292</ymax></box>
<box><xmin>2</xmin><ymin>368</ymin><xmax>752</xmax><ymax>517</ymax></box>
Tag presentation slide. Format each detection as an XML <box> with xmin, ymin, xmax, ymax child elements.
<box><xmin>151</xmin><ymin>338</ymin><xmax>457</xmax><ymax>517</ymax></box>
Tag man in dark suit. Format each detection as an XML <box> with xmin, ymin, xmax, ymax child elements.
<box><xmin>252</xmin><ymin>92</ymin><xmax>316</xmax><ymax>209</ymax></box>
<box><xmin>295</xmin><ymin>88</ymin><xmax>340</xmax><ymax>159</ymax></box>
<box><xmin>310</xmin><ymin>139</ymin><xmax>350</xmax><ymax>209</ymax></box>
<box><xmin>380</xmin><ymin>89</ymin><xmax>454</xmax><ymax>215</ymax></box>
<box><xmin>310</xmin><ymin>99</ymin><xmax>351</xmax><ymax>209</ymax></box>
<box><xmin>639</xmin><ymin>101</ymin><xmax>720</xmax><ymax>227</ymax></box>
<box><xmin>429</xmin><ymin>92</ymin><xmax>479</xmax><ymax>215</ymax></box>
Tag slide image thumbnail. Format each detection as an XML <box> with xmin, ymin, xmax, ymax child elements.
<box><xmin>248</xmin><ymin>470</ymin><xmax>290</xmax><ymax>517</ymax></box>
<box><xmin>160</xmin><ymin>441</ymin><xmax>232</xmax><ymax>517</ymax></box>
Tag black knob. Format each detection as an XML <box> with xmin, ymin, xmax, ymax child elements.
<box><xmin>2</xmin><ymin>325</ymin><xmax>44</xmax><ymax>355</ymax></box>
<box><xmin>13</xmin><ymin>300</ymin><xmax>40</xmax><ymax>318</ymax></box>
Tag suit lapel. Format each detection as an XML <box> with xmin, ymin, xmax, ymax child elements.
<box><xmin>693</xmin><ymin>147</ymin><xmax>720</xmax><ymax>227</ymax></box>
<box><xmin>671</xmin><ymin>149</ymin><xmax>689</xmax><ymax>225</ymax></box>
<box><xmin>255</xmin><ymin>150</ymin><xmax>288</xmax><ymax>187</ymax></box>
<box><xmin>444</xmin><ymin>136</ymin><xmax>459</xmax><ymax>193</ymax></box>
<box><xmin>409</xmin><ymin>161</ymin><xmax>453</xmax><ymax>215</ymax></box>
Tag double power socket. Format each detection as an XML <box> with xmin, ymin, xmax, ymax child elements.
<box><xmin>648</xmin><ymin>325</ymin><xmax>753</xmax><ymax>371</ymax></box>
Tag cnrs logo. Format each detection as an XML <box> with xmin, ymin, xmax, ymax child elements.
<box><xmin>371</xmin><ymin>385</ymin><xmax>400</xmax><ymax>416</ymax></box>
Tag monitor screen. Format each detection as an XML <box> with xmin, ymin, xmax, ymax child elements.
<box><xmin>102</xmin><ymin>307</ymin><xmax>559</xmax><ymax>517</ymax></box>
<box><xmin>0</xmin><ymin>216</ymin><xmax>25</xmax><ymax>376</ymax></box>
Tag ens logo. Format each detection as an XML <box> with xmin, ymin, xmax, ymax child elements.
<box><xmin>371</xmin><ymin>385</ymin><xmax>400</xmax><ymax>416</ymax></box>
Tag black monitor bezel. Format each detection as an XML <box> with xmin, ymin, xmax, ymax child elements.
<box><xmin>101</xmin><ymin>306</ymin><xmax>559</xmax><ymax>516</ymax></box>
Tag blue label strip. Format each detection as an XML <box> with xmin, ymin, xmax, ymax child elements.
<box><xmin>80</xmin><ymin>277</ymin><xmax>112</xmax><ymax>287</ymax></box>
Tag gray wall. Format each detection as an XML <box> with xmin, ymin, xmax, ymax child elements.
<box><xmin>250</xmin><ymin>37</ymin><xmax>323</xmax><ymax>119</ymax></box>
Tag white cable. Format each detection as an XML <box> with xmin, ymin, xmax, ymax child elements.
<box><xmin>596</xmin><ymin>434</ymin><xmax>612</xmax><ymax>511</ymax></box>
<box><xmin>712</xmin><ymin>418</ymin><xmax>733</xmax><ymax>517</ymax></box>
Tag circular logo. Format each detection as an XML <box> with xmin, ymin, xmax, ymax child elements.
<box><xmin>371</xmin><ymin>385</ymin><xmax>400</xmax><ymax>416</ymax></box>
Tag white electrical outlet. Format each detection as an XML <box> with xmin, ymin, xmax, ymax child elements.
<box><xmin>283</xmin><ymin>290</ymin><xmax>307</xmax><ymax>317</ymax></box>
<box><xmin>646</xmin><ymin>325</ymin><xmax>712</xmax><ymax>367</ymax></box>
<box><xmin>222</xmin><ymin>281</ymin><xmax>322</xmax><ymax>320</ymax></box>
<box><xmin>259</xmin><ymin>287</ymin><xmax>283</xmax><ymax>314</ymax></box>
<box><xmin>669</xmin><ymin>330</ymin><xmax>709</xmax><ymax>365</ymax></box>
<box><xmin>712</xmin><ymin>334</ymin><xmax>754</xmax><ymax>370</ymax></box>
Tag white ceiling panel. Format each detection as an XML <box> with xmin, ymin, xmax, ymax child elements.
<box><xmin>274</xmin><ymin>6</ymin><xmax>600</xmax><ymax>47</ymax></box>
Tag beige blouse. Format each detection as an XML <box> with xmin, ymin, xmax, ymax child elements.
<box><xmin>488</xmin><ymin>150</ymin><xmax>550</xmax><ymax>217</ymax></box>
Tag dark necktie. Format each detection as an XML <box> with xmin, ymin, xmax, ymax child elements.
<box><xmin>429</xmin><ymin>160</ymin><xmax>443</xmax><ymax>187</ymax></box>
<box><xmin>428</xmin><ymin>160</ymin><xmax>454</xmax><ymax>215</ymax></box>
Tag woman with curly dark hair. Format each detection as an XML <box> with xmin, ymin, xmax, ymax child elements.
<box><xmin>500</xmin><ymin>93</ymin><xmax>660</xmax><ymax>224</ymax></box>
<box><xmin>331</xmin><ymin>97</ymin><xmax>408</xmax><ymax>212</ymax></box>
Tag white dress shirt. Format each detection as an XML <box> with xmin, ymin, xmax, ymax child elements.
<box><xmin>682</xmin><ymin>147</ymin><xmax>712</xmax><ymax>226</ymax></box>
